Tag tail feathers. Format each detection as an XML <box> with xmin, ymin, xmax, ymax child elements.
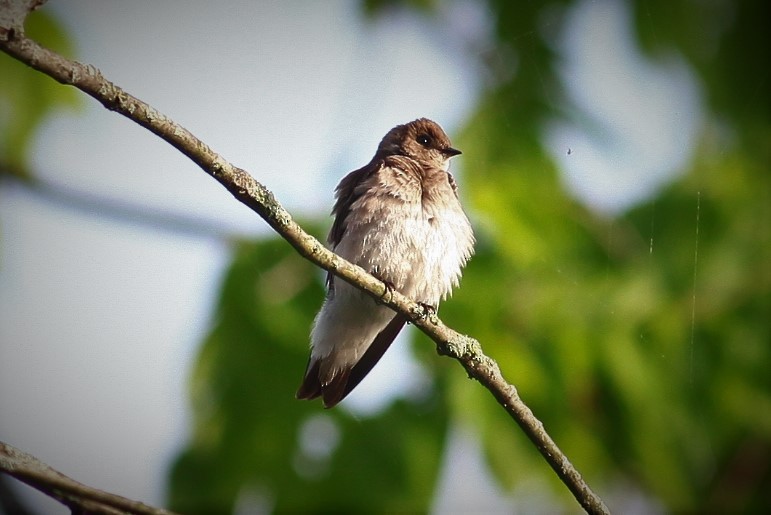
<box><xmin>295</xmin><ymin>358</ymin><xmax>323</xmax><ymax>400</ymax></box>
<box><xmin>295</xmin><ymin>314</ymin><xmax>408</xmax><ymax>408</ymax></box>
<box><xmin>295</xmin><ymin>360</ymin><xmax>353</xmax><ymax>409</ymax></box>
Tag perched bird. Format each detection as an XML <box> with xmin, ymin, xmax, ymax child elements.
<box><xmin>296</xmin><ymin>118</ymin><xmax>475</xmax><ymax>408</ymax></box>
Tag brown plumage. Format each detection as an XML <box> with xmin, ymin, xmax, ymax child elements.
<box><xmin>296</xmin><ymin>118</ymin><xmax>474</xmax><ymax>408</ymax></box>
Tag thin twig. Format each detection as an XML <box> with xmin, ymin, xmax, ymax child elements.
<box><xmin>0</xmin><ymin>5</ymin><xmax>610</xmax><ymax>514</ymax></box>
<box><xmin>0</xmin><ymin>168</ymin><xmax>251</xmax><ymax>242</ymax></box>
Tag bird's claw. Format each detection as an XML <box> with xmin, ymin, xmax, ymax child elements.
<box><xmin>373</xmin><ymin>274</ymin><xmax>395</xmax><ymax>305</ymax></box>
<box><xmin>415</xmin><ymin>302</ymin><xmax>438</xmax><ymax>322</ymax></box>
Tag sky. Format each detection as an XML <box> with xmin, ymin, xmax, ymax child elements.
<box><xmin>0</xmin><ymin>0</ymin><xmax>702</xmax><ymax>512</ymax></box>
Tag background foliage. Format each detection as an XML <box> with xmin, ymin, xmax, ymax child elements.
<box><xmin>169</xmin><ymin>0</ymin><xmax>769</xmax><ymax>512</ymax></box>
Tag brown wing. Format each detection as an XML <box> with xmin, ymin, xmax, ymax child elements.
<box><xmin>329</xmin><ymin>162</ymin><xmax>377</xmax><ymax>247</ymax></box>
<box><xmin>324</xmin><ymin>162</ymin><xmax>377</xmax><ymax>292</ymax></box>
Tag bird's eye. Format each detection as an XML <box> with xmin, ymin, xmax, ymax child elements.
<box><xmin>417</xmin><ymin>134</ymin><xmax>431</xmax><ymax>146</ymax></box>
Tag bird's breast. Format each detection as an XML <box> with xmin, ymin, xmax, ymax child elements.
<box><xmin>337</xmin><ymin>171</ymin><xmax>473</xmax><ymax>304</ymax></box>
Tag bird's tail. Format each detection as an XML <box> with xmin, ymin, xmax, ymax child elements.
<box><xmin>296</xmin><ymin>314</ymin><xmax>407</xmax><ymax>408</ymax></box>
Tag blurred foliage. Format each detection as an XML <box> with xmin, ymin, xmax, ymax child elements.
<box><xmin>170</xmin><ymin>0</ymin><xmax>769</xmax><ymax>513</ymax></box>
<box><xmin>451</xmin><ymin>0</ymin><xmax>770</xmax><ymax>512</ymax></box>
<box><xmin>0</xmin><ymin>10</ymin><xmax>80</xmax><ymax>177</ymax></box>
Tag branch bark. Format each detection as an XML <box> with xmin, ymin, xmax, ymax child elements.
<box><xmin>0</xmin><ymin>441</ymin><xmax>177</xmax><ymax>515</ymax></box>
<box><xmin>0</xmin><ymin>5</ymin><xmax>610</xmax><ymax>515</ymax></box>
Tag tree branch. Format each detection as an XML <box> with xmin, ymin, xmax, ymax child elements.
<box><xmin>0</xmin><ymin>441</ymin><xmax>177</xmax><ymax>514</ymax></box>
<box><xmin>0</xmin><ymin>6</ymin><xmax>610</xmax><ymax>514</ymax></box>
<box><xmin>1</xmin><ymin>167</ymin><xmax>251</xmax><ymax>242</ymax></box>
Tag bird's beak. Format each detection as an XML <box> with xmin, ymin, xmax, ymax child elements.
<box><xmin>443</xmin><ymin>147</ymin><xmax>462</xmax><ymax>157</ymax></box>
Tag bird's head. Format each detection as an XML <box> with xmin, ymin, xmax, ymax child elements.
<box><xmin>377</xmin><ymin>118</ymin><xmax>461</xmax><ymax>171</ymax></box>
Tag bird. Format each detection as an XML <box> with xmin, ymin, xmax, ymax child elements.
<box><xmin>296</xmin><ymin>118</ymin><xmax>475</xmax><ymax>408</ymax></box>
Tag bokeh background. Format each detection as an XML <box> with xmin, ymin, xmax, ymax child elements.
<box><xmin>1</xmin><ymin>0</ymin><xmax>768</xmax><ymax>513</ymax></box>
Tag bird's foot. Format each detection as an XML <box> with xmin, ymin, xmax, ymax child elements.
<box><xmin>370</xmin><ymin>270</ymin><xmax>395</xmax><ymax>305</ymax></box>
<box><xmin>418</xmin><ymin>303</ymin><xmax>437</xmax><ymax>317</ymax></box>
<box><xmin>412</xmin><ymin>302</ymin><xmax>438</xmax><ymax>323</ymax></box>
